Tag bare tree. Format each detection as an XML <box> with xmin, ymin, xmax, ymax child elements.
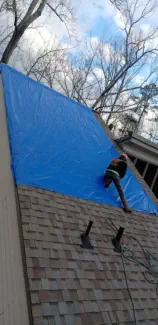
<box><xmin>41</xmin><ymin>38</ymin><xmax>107</xmax><ymax>105</ymax></box>
<box><xmin>48</xmin><ymin>32</ymin><xmax>158</xmax><ymax>118</ymax></box>
<box><xmin>21</xmin><ymin>41</ymin><xmax>68</xmax><ymax>86</ymax></box>
<box><xmin>92</xmin><ymin>0</ymin><xmax>158</xmax><ymax>114</ymax></box>
<box><xmin>146</xmin><ymin>119</ymin><xmax>158</xmax><ymax>142</ymax></box>
<box><xmin>0</xmin><ymin>0</ymin><xmax>74</xmax><ymax>64</ymax></box>
<box><xmin>113</xmin><ymin>82</ymin><xmax>158</xmax><ymax>139</ymax></box>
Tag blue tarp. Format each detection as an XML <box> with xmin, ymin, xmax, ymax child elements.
<box><xmin>1</xmin><ymin>64</ymin><xmax>157</xmax><ymax>214</ymax></box>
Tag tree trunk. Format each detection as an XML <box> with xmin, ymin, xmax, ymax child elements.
<box><xmin>1</xmin><ymin>0</ymin><xmax>47</xmax><ymax>64</ymax></box>
<box><xmin>1</xmin><ymin>29</ymin><xmax>22</xmax><ymax>63</ymax></box>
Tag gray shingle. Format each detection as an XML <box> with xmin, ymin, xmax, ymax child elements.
<box><xmin>18</xmin><ymin>185</ymin><xmax>158</xmax><ymax>325</ymax></box>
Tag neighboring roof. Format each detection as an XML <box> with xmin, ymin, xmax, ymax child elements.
<box><xmin>116</xmin><ymin>133</ymin><xmax>158</xmax><ymax>166</ymax></box>
<box><xmin>1</xmin><ymin>64</ymin><xmax>157</xmax><ymax>214</ymax></box>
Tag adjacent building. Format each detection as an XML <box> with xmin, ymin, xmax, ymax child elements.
<box><xmin>116</xmin><ymin>133</ymin><xmax>158</xmax><ymax>198</ymax></box>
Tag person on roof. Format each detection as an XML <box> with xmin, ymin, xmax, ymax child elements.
<box><xmin>104</xmin><ymin>153</ymin><xmax>132</xmax><ymax>213</ymax></box>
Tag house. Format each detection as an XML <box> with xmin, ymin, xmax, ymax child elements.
<box><xmin>116</xmin><ymin>133</ymin><xmax>158</xmax><ymax>199</ymax></box>
<box><xmin>0</xmin><ymin>64</ymin><xmax>158</xmax><ymax>325</ymax></box>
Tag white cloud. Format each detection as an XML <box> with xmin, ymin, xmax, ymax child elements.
<box><xmin>88</xmin><ymin>67</ymin><xmax>105</xmax><ymax>81</ymax></box>
<box><xmin>89</xmin><ymin>36</ymin><xmax>100</xmax><ymax>47</ymax></box>
<box><xmin>134</xmin><ymin>75</ymin><xmax>145</xmax><ymax>85</ymax></box>
<box><xmin>85</xmin><ymin>38</ymin><xmax>115</xmax><ymax>63</ymax></box>
<box><xmin>75</xmin><ymin>0</ymin><xmax>114</xmax><ymax>34</ymax></box>
<box><xmin>114</xmin><ymin>10</ymin><xmax>126</xmax><ymax>29</ymax></box>
<box><xmin>23</xmin><ymin>27</ymin><xmax>56</xmax><ymax>53</ymax></box>
<box><xmin>102</xmin><ymin>43</ymin><xmax>113</xmax><ymax>61</ymax></box>
<box><xmin>140</xmin><ymin>24</ymin><xmax>150</xmax><ymax>34</ymax></box>
<box><xmin>16</xmin><ymin>0</ymin><xmax>115</xmax><ymax>60</ymax></box>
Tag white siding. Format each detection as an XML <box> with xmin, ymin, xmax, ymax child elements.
<box><xmin>0</xmin><ymin>75</ymin><xmax>29</xmax><ymax>325</ymax></box>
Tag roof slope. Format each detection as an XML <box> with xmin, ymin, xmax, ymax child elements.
<box><xmin>18</xmin><ymin>185</ymin><xmax>158</xmax><ymax>325</ymax></box>
<box><xmin>1</xmin><ymin>64</ymin><xmax>157</xmax><ymax>214</ymax></box>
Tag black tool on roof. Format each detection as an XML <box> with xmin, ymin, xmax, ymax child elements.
<box><xmin>81</xmin><ymin>220</ymin><xmax>93</xmax><ymax>249</ymax></box>
<box><xmin>112</xmin><ymin>226</ymin><xmax>124</xmax><ymax>253</ymax></box>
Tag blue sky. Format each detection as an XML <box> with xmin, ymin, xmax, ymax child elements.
<box><xmin>89</xmin><ymin>16</ymin><xmax>117</xmax><ymax>39</ymax></box>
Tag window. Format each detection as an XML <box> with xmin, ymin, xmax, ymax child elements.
<box><xmin>144</xmin><ymin>164</ymin><xmax>157</xmax><ymax>187</ymax></box>
<box><xmin>135</xmin><ymin>159</ymin><xmax>147</xmax><ymax>176</ymax></box>
<box><xmin>153</xmin><ymin>176</ymin><xmax>158</xmax><ymax>198</ymax></box>
<box><xmin>129</xmin><ymin>155</ymin><xmax>135</xmax><ymax>163</ymax></box>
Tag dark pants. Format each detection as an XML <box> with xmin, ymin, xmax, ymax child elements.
<box><xmin>104</xmin><ymin>170</ymin><xmax>128</xmax><ymax>209</ymax></box>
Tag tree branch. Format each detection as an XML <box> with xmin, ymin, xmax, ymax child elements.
<box><xmin>13</xmin><ymin>0</ymin><xmax>18</xmax><ymax>29</ymax></box>
<box><xmin>46</xmin><ymin>2</ymin><xmax>64</xmax><ymax>22</ymax></box>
